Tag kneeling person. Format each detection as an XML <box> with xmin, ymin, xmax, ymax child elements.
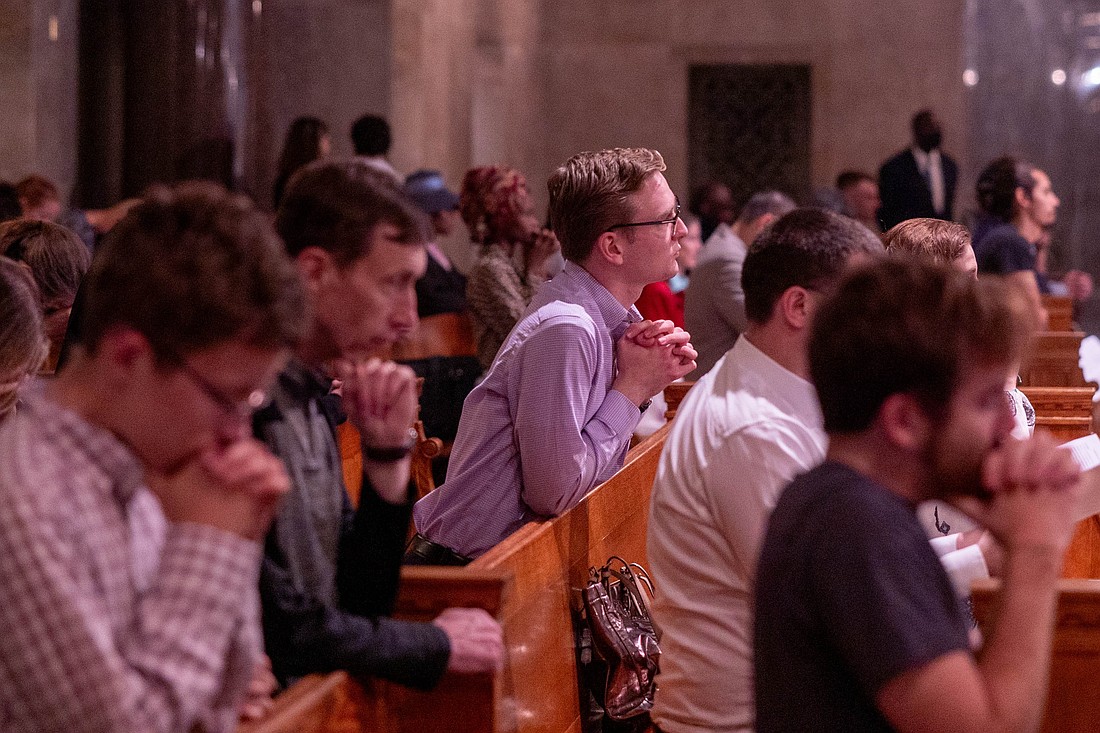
<box><xmin>648</xmin><ymin>209</ymin><xmax>883</xmax><ymax>733</ymax></box>
<box><xmin>0</xmin><ymin>184</ymin><xmax>306</xmax><ymax>731</ymax></box>
<box><xmin>259</xmin><ymin>161</ymin><xmax>502</xmax><ymax>691</ymax></box>
<box><xmin>755</xmin><ymin>258</ymin><xmax>1080</xmax><ymax>732</ymax></box>
<box><xmin>411</xmin><ymin>148</ymin><xmax>697</xmax><ymax>561</ymax></box>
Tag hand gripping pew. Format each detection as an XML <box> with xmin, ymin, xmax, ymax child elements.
<box><xmin>246</xmin><ymin>422</ymin><xmax>672</xmax><ymax>732</ymax></box>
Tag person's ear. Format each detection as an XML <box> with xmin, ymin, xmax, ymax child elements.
<box><xmin>95</xmin><ymin>326</ymin><xmax>158</xmax><ymax>388</ymax></box>
<box><xmin>1014</xmin><ymin>186</ymin><xmax>1032</xmax><ymax>213</ymax></box>
<box><xmin>295</xmin><ymin>247</ymin><xmax>335</xmax><ymax>292</ymax></box>
<box><xmin>776</xmin><ymin>286</ymin><xmax>811</xmax><ymax>330</ymax></box>
<box><xmin>878</xmin><ymin>392</ymin><xmax>933</xmax><ymax>453</ymax></box>
<box><xmin>592</xmin><ymin>231</ymin><xmax>626</xmax><ymax>266</ymax></box>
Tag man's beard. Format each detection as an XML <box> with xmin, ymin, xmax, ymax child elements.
<box><xmin>924</xmin><ymin>428</ymin><xmax>995</xmax><ymax>501</ymax></box>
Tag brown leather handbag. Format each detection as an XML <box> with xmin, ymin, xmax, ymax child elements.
<box><xmin>581</xmin><ymin>556</ymin><xmax>661</xmax><ymax>721</ymax></box>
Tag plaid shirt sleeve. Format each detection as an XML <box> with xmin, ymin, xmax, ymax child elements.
<box><xmin>0</xmin><ymin>474</ymin><xmax>262</xmax><ymax>733</ymax></box>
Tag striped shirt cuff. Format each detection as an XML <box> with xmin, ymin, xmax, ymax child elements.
<box><xmin>598</xmin><ymin>389</ymin><xmax>645</xmax><ymax>437</ymax></box>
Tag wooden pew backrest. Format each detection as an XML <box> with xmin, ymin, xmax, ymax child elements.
<box><xmin>1043</xmin><ymin>295</ymin><xmax>1074</xmax><ymax>332</ymax></box>
<box><xmin>391</xmin><ymin>312</ymin><xmax>478</xmax><ymax>362</ymax></box>
<box><xmin>1020</xmin><ymin>385</ymin><xmax>1096</xmax><ymax>444</ymax></box>
<box><xmin>972</xmin><ymin>579</ymin><xmax>1100</xmax><ymax>733</ymax></box>
<box><xmin>342</xmin><ymin>569</ymin><xmax>511</xmax><ymax>733</ymax></box>
<box><xmin>1021</xmin><ymin>331</ymin><xmax>1092</xmax><ymax>388</ymax></box>
<box><xmin>467</xmin><ymin>423</ymin><xmax>669</xmax><ymax>733</ymax></box>
<box><xmin>663</xmin><ymin>381</ymin><xmax>695</xmax><ymax>422</ymax></box>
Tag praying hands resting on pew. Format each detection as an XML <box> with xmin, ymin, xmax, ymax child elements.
<box><xmin>335</xmin><ymin>356</ymin><xmax>505</xmax><ymax>674</ymax></box>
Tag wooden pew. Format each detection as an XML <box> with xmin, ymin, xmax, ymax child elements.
<box><xmin>663</xmin><ymin>381</ymin><xmax>694</xmax><ymax>422</ymax></box>
<box><xmin>1043</xmin><ymin>294</ymin><xmax>1074</xmax><ymax>332</ymax></box>
<box><xmin>463</xmin><ymin>422</ymin><xmax>669</xmax><ymax>732</ymax></box>
<box><xmin>1017</xmin><ymin>385</ymin><xmax>1100</xmax><ymax>578</ymax></box>
<box><xmin>264</xmin><ymin>424</ymin><xmax>670</xmax><ymax>732</ymax></box>
<box><xmin>411</xmin><ymin>420</ymin><xmax>445</xmax><ymax>500</ymax></box>
<box><xmin>972</xmin><ymin>579</ymin><xmax>1100</xmax><ymax>733</ymax></box>
<box><xmin>264</xmin><ymin>350</ymin><xmax>1098</xmax><ymax>729</ymax></box>
<box><xmin>237</xmin><ymin>672</ymin><xmax>348</xmax><ymax>733</ymax></box>
<box><xmin>391</xmin><ymin>312</ymin><xmax>478</xmax><ymax>362</ymax></box>
<box><xmin>1020</xmin><ymin>385</ymin><xmax>1096</xmax><ymax>444</ymax></box>
<box><xmin>338</xmin><ymin>568</ymin><xmax>511</xmax><ymax>733</ymax></box>
<box><xmin>1021</xmin><ymin>331</ymin><xmax>1093</xmax><ymax>388</ymax></box>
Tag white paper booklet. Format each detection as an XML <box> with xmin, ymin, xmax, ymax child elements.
<box><xmin>1064</xmin><ymin>433</ymin><xmax>1100</xmax><ymax>472</ymax></box>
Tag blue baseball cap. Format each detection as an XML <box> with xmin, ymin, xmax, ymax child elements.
<box><xmin>403</xmin><ymin>169</ymin><xmax>460</xmax><ymax>214</ymax></box>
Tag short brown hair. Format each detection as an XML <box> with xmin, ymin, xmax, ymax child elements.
<box><xmin>276</xmin><ymin>159</ymin><xmax>429</xmax><ymax>267</ymax></box>
<box><xmin>0</xmin><ymin>219</ymin><xmax>90</xmax><ymax>311</ymax></box>
<box><xmin>882</xmin><ymin>218</ymin><xmax>972</xmax><ymax>266</ymax></box>
<box><xmin>15</xmin><ymin>175</ymin><xmax>60</xmax><ymax>209</ymax></box>
<box><xmin>81</xmin><ymin>182</ymin><xmax>308</xmax><ymax>357</ymax></box>
<box><xmin>742</xmin><ymin>208</ymin><xmax>884</xmax><ymax>324</ymax></box>
<box><xmin>547</xmin><ymin>148</ymin><xmax>666</xmax><ymax>263</ymax></box>
<box><xmin>810</xmin><ymin>258</ymin><xmax>1033</xmax><ymax>434</ymax></box>
<box><xmin>0</xmin><ymin>258</ymin><xmax>47</xmax><ymax>413</ymax></box>
<box><xmin>835</xmin><ymin>170</ymin><xmax>875</xmax><ymax>191</ymax></box>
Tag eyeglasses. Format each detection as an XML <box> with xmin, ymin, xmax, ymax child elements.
<box><xmin>606</xmin><ymin>200</ymin><xmax>682</xmax><ymax>232</ymax></box>
<box><xmin>169</xmin><ymin>355</ymin><xmax>270</xmax><ymax>419</ymax></box>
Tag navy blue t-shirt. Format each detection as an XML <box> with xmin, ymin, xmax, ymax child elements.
<box><xmin>754</xmin><ymin>461</ymin><xmax>970</xmax><ymax>732</ymax></box>
<box><xmin>972</xmin><ymin>217</ymin><xmax>1036</xmax><ymax>276</ymax></box>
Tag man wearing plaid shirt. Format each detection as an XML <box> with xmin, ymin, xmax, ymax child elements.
<box><xmin>0</xmin><ymin>183</ymin><xmax>308</xmax><ymax>732</ymax></box>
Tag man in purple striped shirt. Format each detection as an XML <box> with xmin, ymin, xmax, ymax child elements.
<box><xmin>410</xmin><ymin>148</ymin><xmax>697</xmax><ymax>562</ymax></box>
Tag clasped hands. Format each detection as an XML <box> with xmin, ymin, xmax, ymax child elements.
<box><xmin>950</xmin><ymin>432</ymin><xmax>1082</xmax><ymax>564</ymax></box>
<box><xmin>335</xmin><ymin>358</ymin><xmax>420</xmax><ymax>504</ymax></box>
<box><xmin>613</xmin><ymin>319</ymin><xmax>698</xmax><ymax>408</ymax></box>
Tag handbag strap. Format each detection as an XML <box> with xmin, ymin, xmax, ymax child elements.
<box><xmin>596</xmin><ymin>557</ymin><xmax>662</xmax><ymax>639</ymax></box>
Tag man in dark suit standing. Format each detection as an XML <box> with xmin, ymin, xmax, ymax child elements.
<box><xmin>878</xmin><ymin>109</ymin><xmax>958</xmax><ymax>230</ymax></box>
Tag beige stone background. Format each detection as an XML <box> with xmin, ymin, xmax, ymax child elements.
<box><xmin>3</xmin><ymin>0</ymin><xmax>967</xmax><ymax>271</ymax></box>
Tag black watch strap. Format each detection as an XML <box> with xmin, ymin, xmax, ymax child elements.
<box><xmin>639</xmin><ymin>399</ymin><xmax>653</xmax><ymax>414</ymax></box>
<box><xmin>364</xmin><ymin>427</ymin><xmax>418</xmax><ymax>463</ymax></box>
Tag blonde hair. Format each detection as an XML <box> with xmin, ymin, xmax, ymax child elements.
<box><xmin>883</xmin><ymin>218</ymin><xmax>972</xmax><ymax>266</ymax></box>
<box><xmin>547</xmin><ymin>147</ymin><xmax>666</xmax><ymax>263</ymax></box>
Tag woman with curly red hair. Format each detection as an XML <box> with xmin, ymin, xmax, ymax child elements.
<box><xmin>461</xmin><ymin>166</ymin><xmax>560</xmax><ymax>369</ymax></box>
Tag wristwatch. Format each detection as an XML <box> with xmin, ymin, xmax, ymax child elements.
<box><xmin>363</xmin><ymin>427</ymin><xmax>418</xmax><ymax>462</ymax></box>
<box><xmin>639</xmin><ymin>399</ymin><xmax>652</xmax><ymax>414</ymax></box>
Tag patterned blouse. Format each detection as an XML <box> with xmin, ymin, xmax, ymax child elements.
<box><xmin>466</xmin><ymin>242</ymin><xmax>538</xmax><ymax>370</ymax></box>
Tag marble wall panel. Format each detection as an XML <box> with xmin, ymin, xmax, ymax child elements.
<box><xmin>0</xmin><ymin>0</ymin><xmax>79</xmax><ymax>199</ymax></box>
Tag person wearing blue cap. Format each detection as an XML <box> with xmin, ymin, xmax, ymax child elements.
<box><xmin>401</xmin><ymin>170</ymin><xmax>482</xmax><ymax>446</ymax></box>
<box><xmin>403</xmin><ymin>170</ymin><xmax>467</xmax><ymax>318</ymax></box>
